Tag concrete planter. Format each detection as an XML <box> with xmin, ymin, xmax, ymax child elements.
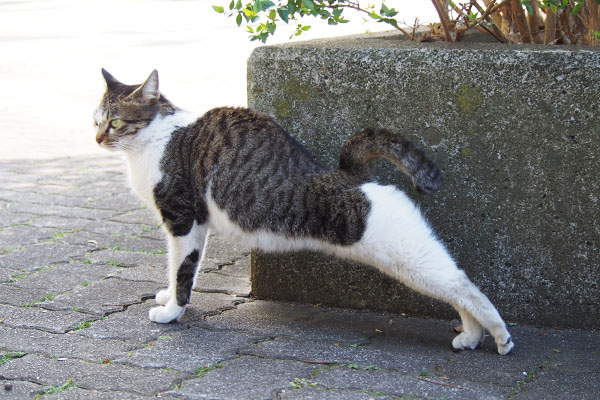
<box><xmin>247</xmin><ymin>32</ymin><xmax>600</xmax><ymax>329</ymax></box>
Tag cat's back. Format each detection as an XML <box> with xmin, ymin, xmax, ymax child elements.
<box><xmin>189</xmin><ymin>107</ymin><xmax>322</xmax><ymax>175</ymax></box>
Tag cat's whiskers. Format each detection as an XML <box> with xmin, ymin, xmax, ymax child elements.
<box><xmin>114</xmin><ymin>139</ymin><xmax>141</xmax><ymax>153</ymax></box>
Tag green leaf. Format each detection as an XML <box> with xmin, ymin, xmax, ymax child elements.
<box><xmin>328</xmin><ymin>17</ymin><xmax>337</xmax><ymax>25</ymax></box>
<box><xmin>288</xmin><ymin>0</ymin><xmax>296</xmax><ymax>14</ymax></box>
<box><xmin>235</xmin><ymin>0</ymin><xmax>242</xmax><ymax>9</ymax></box>
<box><xmin>380</xmin><ymin>3</ymin><xmax>398</xmax><ymax>17</ymax></box>
<box><xmin>278</xmin><ymin>7</ymin><xmax>290</xmax><ymax>23</ymax></box>
<box><xmin>229</xmin><ymin>0</ymin><xmax>235</xmax><ymax>10</ymax></box>
<box><xmin>269</xmin><ymin>9</ymin><xmax>277</xmax><ymax>20</ymax></box>
<box><xmin>319</xmin><ymin>9</ymin><xmax>331</xmax><ymax>19</ymax></box>
<box><xmin>520</xmin><ymin>0</ymin><xmax>533</xmax><ymax>15</ymax></box>
<box><xmin>571</xmin><ymin>1</ymin><xmax>583</xmax><ymax>16</ymax></box>
<box><xmin>302</xmin><ymin>0</ymin><xmax>315</xmax><ymax>11</ymax></box>
<box><xmin>379</xmin><ymin>17</ymin><xmax>399</xmax><ymax>29</ymax></box>
<box><xmin>267</xmin><ymin>22</ymin><xmax>276</xmax><ymax>34</ymax></box>
<box><xmin>262</xmin><ymin>0</ymin><xmax>275</xmax><ymax>8</ymax></box>
<box><xmin>212</xmin><ymin>5</ymin><xmax>225</xmax><ymax>13</ymax></box>
<box><xmin>236</xmin><ymin>13</ymin><xmax>243</xmax><ymax>26</ymax></box>
<box><xmin>243</xmin><ymin>8</ymin><xmax>258</xmax><ymax>17</ymax></box>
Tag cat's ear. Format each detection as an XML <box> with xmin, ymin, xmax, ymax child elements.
<box><xmin>130</xmin><ymin>70</ymin><xmax>160</xmax><ymax>104</ymax></box>
<box><xmin>101</xmin><ymin>68</ymin><xmax>121</xmax><ymax>90</ymax></box>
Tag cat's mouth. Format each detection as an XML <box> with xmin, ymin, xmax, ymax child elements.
<box><xmin>96</xmin><ymin>138</ymin><xmax>119</xmax><ymax>151</ymax></box>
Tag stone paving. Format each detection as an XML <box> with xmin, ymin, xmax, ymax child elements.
<box><xmin>1</xmin><ymin>155</ymin><xmax>599</xmax><ymax>399</ymax></box>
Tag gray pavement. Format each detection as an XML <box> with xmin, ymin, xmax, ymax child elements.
<box><xmin>1</xmin><ymin>155</ymin><xmax>599</xmax><ymax>399</ymax></box>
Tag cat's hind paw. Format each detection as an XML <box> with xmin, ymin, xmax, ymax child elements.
<box><xmin>149</xmin><ymin>302</ymin><xmax>185</xmax><ymax>324</ymax></box>
<box><xmin>452</xmin><ymin>331</ymin><xmax>484</xmax><ymax>351</ymax></box>
<box><xmin>497</xmin><ymin>336</ymin><xmax>514</xmax><ymax>355</ymax></box>
<box><xmin>155</xmin><ymin>289</ymin><xmax>171</xmax><ymax>305</ymax></box>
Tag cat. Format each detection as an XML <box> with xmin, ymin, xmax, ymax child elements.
<box><xmin>94</xmin><ymin>69</ymin><xmax>514</xmax><ymax>355</ymax></box>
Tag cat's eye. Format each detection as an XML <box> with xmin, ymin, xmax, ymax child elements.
<box><xmin>110</xmin><ymin>119</ymin><xmax>123</xmax><ymax>129</ymax></box>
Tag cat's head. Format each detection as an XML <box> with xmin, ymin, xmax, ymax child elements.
<box><xmin>94</xmin><ymin>69</ymin><xmax>173</xmax><ymax>151</ymax></box>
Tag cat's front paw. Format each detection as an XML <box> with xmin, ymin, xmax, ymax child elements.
<box><xmin>452</xmin><ymin>331</ymin><xmax>484</xmax><ymax>351</ymax></box>
<box><xmin>155</xmin><ymin>289</ymin><xmax>171</xmax><ymax>305</ymax></box>
<box><xmin>148</xmin><ymin>302</ymin><xmax>185</xmax><ymax>324</ymax></box>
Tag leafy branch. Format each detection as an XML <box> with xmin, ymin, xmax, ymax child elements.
<box><xmin>215</xmin><ymin>0</ymin><xmax>599</xmax><ymax>45</ymax></box>
<box><xmin>213</xmin><ymin>0</ymin><xmax>409</xmax><ymax>43</ymax></box>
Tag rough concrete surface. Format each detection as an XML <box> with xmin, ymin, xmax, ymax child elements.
<box><xmin>248</xmin><ymin>32</ymin><xmax>600</xmax><ymax>329</ymax></box>
<box><xmin>1</xmin><ymin>155</ymin><xmax>599</xmax><ymax>399</ymax></box>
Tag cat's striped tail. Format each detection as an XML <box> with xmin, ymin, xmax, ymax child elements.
<box><xmin>339</xmin><ymin>128</ymin><xmax>444</xmax><ymax>194</ymax></box>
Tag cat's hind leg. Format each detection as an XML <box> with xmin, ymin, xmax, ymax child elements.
<box><xmin>149</xmin><ymin>222</ymin><xmax>207</xmax><ymax>323</ymax></box>
<box><xmin>352</xmin><ymin>183</ymin><xmax>513</xmax><ymax>355</ymax></box>
<box><xmin>453</xmin><ymin>307</ymin><xmax>485</xmax><ymax>351</ymax></box>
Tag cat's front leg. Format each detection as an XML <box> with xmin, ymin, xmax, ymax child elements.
<box><xmin>149</xmin><ymin>222</ymin><xmax>207</xmax><ymax>323</ymax></box>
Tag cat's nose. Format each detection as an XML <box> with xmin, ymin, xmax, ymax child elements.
<box><xmin>96</xmin><ymin>131</ymin><xmax>106</xmax><ymax>144</ymax></box>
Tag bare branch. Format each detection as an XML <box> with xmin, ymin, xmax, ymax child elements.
<box><xmin>509</xmin><ymin>0</ymin><xmax>533</xmax><ymax>43</ymax></box>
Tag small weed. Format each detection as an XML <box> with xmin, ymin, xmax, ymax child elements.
<box><xmin>290</xmin><ymin>377</ymin><xmax>306</xmax><ymax>389</ymax></box>
<box><xmin>290</xmin><ymin>378</ymin><xmax>319</xmax><ymax>389</ymax></box>
<box><xmin>82</xmin><ymin>258</ymin><xmax>93</xmax><ymax>265</ymax></box>
<box><xmin>81</xmin><ymin>281</ymin><xmax>90</xmax><ymax>287</ymax></box>
<box><xmin>310</xmin><ymin>364</ymin><xmax>337</xmax><ymax>377</ymax></box>
<box><xmin>364</xmin><ymin>365</ymin><xmax>381</xmax><ymax>371</ymax></box>
<box><xmin>112</xmin><ymin>245</ymin><xmax>133</xmax><ymax>252</ymax></box>
<box><xmin>341</xmin><ymin>363</ymin><xmax>359</xmax><ymax>369</ymax></box>
<box><xmin>141</xmin><ymin>226</ymin><xmax>151</xmax><ymax>233</ymax></box>
<box><xmin>38</xmin><ymin>265</ymin><xmax>55</xmax><ymax>271</ymax></box>
<box><xmin>157</xmin><ymin>335</ymin><xmax>171</xmax><ymax>341</ymax></box>
<box><xmin>174</xmin><ymin>383</ymin><xmax>183</xmax><ymax>389</ymax></box>
<box><xmin>52</xmin><ymin>232</ymin><xmax>66</xmax><ymax>241</ymax></box>
<box><xmin>2</xmin><ymin>246</ymin><xmax>24</xmax><ymax>255</ymax></box>
<box><xmin>8</xmin><ymin>272</ymin><xmax>28</xmax><ymax>283</ymax></box>
<box><xmin>35</xmin><ymin>379</ymin><xmax>75</xmax><ymax>399</ymax></box>
<box><xmin>0</xmin><ymin>352</ymin><xmax>25</xmax><ymax>365</ymax></box>
<box><xmin>23</xmin><ymin>293</ymin><xmax>55</xmax><ymax>308</ymax></box>
<box><xmin>107</xmin><ymin>260</ymin><xmax>121</xmax><ymax>267</ymax></box>
<box><xmin>194</xmin><ymin>362</ymin><xmax>223</xmax><ymax>377</ymax></box>
<box><xmin>41</xmin><ymin>293</ymin><xmax>55</xmax><ymax>302</ymax></box>
<box><xmin>507</xmin><ymin>321</ymin><xmax>518</xmax><ymax>326</ymax></box>
<box><xmin>419</xmin><ymin>371</ymin><xmax>432</xmax><ymax>377</ymax></box>
<box><xmin>74</xmin><ymin>321</ymin><xmax>92</xmax><ymax>330</ymax></box>
<box><xmin>349</xmin><ymin>343</ymin><xmax>362</xmax><ymax>348</ymax></box>
<box><xmin>164</xmin><ymin>367</ymin><xmax>178</xmax><ymax>373</ymax></box>
<box><xmin>72</xmin><ymin>307</ymin><xmax>79</xmax><ymax>312</ymax></box>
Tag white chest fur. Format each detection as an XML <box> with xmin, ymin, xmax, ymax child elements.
<box><xmin>124</xmin><ymin>111</ymin><xmax>197</xmax><ymax>211</ymax></box>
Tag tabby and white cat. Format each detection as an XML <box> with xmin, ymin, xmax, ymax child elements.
<box><xmin>94</xmin><ymin>69</ymin><xmax>514</xmax><ymax>355</ymax></box>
